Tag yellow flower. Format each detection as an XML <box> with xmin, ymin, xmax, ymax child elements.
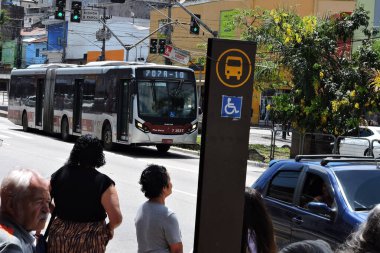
<box><xmin>371</xmin><ymin>70</ymin><xmax>380</xmax><ymax>90</ymax></box>
<box><xmin>319</xmin><ymin>71</ymin><xmax>324</xmax><ymax>79</ymax></box>
<box><xmin>354</xmin><ymin>103</ymin><xmax>360</xmax><ymax>109</ymax></box>
<box><xmin>274</xmin><ymin>17</ymin><xmax>280</xmax><ymax>24</ymax></box>
<box><xmin>296</xmin><ymin>34</ymin><xmax>302</xmax><ymax>43</ymax></box>
<box><xmin>350</xmin><ymin>90</ymin><xmax>355</xmax><ymax>97</ymax></box>
<box><xmin>321</xmin><ymin>115</ymin><xmax>327</xmax><ymax>124</ymax></box>
<box><xmin>285</xmin><ymin>37</ymin><xmax>291</xmax><ymax>44</ymax></box>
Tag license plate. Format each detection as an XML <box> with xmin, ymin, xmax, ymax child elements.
<box><xmin>162</xmin><ymin>139</ymin><xmax>173</xmax><ymax>144</ymax></box>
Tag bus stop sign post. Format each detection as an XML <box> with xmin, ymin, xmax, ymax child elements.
<box><xmin>193</xmin><ymin>38</ymin><xmax>257</xmax><ymax>253</ymax></box>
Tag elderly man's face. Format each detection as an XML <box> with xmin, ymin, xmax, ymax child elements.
<box><xmin>16</xmin><ymin>180</ymin><xmax>50</xmax><ymax>231</ymax></box>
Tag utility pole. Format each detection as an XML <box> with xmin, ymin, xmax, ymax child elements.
<box><xmin>89</xmin><ymin>5</ymin><xmax>108</xmax><ymax>61</ymax></box>
<box><xmin>101</xmin><ymin>6</ymin><xmax>106</xmax><ymax>61</ymax></box>
<box><xmin>165</xmin><ymin>0</ymin><xmax>172</xmax><ymax>65</ymax></box>
<box><xmin>16</xmin><ymin>18</ymin><xmax>23</xmax><ymax>68</ymax></box>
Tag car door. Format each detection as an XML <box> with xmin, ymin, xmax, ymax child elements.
<box><xmin>340</xmin><ymin>128</ymin><xmax>368</xmax><ymax>156</ymax></box>
<box><xmin>290</xmin><ymin>168</ymin><xmax>342</xmax><ymax>249</ymax></box>
<box><xmin>262</xmin><ymin>164</ymin><xmax>304</xmax><ymax>249</ymax></box>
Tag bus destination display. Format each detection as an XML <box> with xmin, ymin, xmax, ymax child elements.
<box><xmin>140</xmin><ymin>69</ymin><xmax>191</xmax><ymax>80</ymax></box>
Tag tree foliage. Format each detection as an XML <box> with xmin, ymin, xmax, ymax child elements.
<box><xmin>234</xmin><ymin>7</ymin><xmax>380</xmax><ymax>134</ymax></box>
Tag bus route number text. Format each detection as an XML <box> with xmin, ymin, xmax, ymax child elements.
<box><xmin>143</xmin><ymin>69</ymin><xmax>187</xmax><ymax>79</ymax></box>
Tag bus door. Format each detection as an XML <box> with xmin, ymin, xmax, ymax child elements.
<box><xmin>73</xmin><ymin>79</ymin><xmax>83</xmax><ymax>133</ymax></box>
<box><xmin>35</xmin><ymin>78</ymin><xmax>44</xmax><ymax>127</ymax></box>
<box><xmin>117</xmin><ymin>79</ymin><xmax>131</xmax><ymax>141</ymax></box>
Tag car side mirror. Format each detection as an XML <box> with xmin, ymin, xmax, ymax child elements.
<box><xmin>307</xmin><ymin>202</ymin><xmax>335</xmax><ymax>216</ymax></box>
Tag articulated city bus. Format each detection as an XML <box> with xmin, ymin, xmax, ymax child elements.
<box><xmin>8</xmin><ymin>61</ymin><xmax>199</xmax><ymax>153</ymax></box>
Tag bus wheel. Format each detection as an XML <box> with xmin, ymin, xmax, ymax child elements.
<box><xmin>22</xmin><ymin>113</ymin><xmax>28</xmax><ymax>132</ymax></box>
<box><xmin>156</xmin><ymin>144</ymin><xmax>170</xmax><ymax>154</ymax></box>
<box><xmin>61</xmin><ymin>118</ymin><xmax>70</xmax><ymax>142</ymax></box>
<box><xmin>102</xmin><ymin>124</ymin><xmax>113</xmax><ymax>150</ymax></box>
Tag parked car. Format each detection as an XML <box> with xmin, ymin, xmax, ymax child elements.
<box><xmin>252</xmin><ymin>155</ymin><xmax>380</xmax><ymax>250</ymax></box>
<box><xmin>336</xmin><ymin>126</ymin><xmax>380</xmax><ymax>157</ymax></box>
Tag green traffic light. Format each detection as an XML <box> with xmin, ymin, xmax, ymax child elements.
<box><xmin>58</xmin><ymin>12</ymin><xmax>63</xmax><ymax>17</ymax></box>
<box><xmin>73</xmin><ymin>15</ymin><xmax>78</xmax><ymax>20</ymax></box>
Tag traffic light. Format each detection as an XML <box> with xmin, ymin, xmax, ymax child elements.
<box><xmin>190</xmin><ymin>14</ymin><xmax>201</xmax><ymax>35</ymax></box>
<box><xmin>150</xmin><ymin>38</ymin><xmax>157</xmax><ymax>54</ymax></box>
<box><xmin>55</xmin><ymin>0</ymin><xmax>66</xmax><ymax>20</ymax></box>
<box><xmin>158</xmin><ymin>39</ymin><xmax>166</xmax><ymax>54</ymax></box>
<box><xmin>71</xmin><ymin>1</ymin><xmax>82</xmax><ymax>23</ymax></box>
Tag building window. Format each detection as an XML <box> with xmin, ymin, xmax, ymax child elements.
<box><xmin>36</xmin><ymin>49</ymin><xmax>40</xmax><ymax>57</ymax></box>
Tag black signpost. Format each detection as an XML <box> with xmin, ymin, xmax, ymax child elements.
<box><xmin>193</xmin><ymin>38</ymin><xmax>257</xmax><ymax>252</ymax></box>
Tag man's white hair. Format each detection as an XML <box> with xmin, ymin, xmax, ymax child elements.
<box><xmin>0</xmin><ymin>168</ymin><xmax>39</xmax><ymax>206</ymax></box>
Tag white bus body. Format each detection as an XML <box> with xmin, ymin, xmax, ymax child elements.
<box><xmin>8</xmin><ymin>61</ymin><xmax>198</xmax><ymax>153</ymax></box>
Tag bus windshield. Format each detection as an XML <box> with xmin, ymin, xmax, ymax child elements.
<box><xmin>137</xmin><ymin>80</ymin><xmax>196</xmax><ymax>120</ymax></box>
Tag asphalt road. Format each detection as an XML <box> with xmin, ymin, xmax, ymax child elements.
<box><xmin>0</xmin><ymin>116</ymin><xmax>264</xmax><ymax>252</ymax></box>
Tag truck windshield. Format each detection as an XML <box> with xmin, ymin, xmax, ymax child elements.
<box><xmin>335</xmin><ymin>169</ymin><xmax>380</xmax><ymax>211</ymax></box>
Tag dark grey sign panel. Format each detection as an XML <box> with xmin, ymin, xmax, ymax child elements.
<box><xmin>194</xmin><ymin>38</ymin><xmax>257</xmax><ymax>252</ymax></box>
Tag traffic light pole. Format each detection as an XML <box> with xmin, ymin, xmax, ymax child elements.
<box><xmin>62</xmin><ymin>19</ymin><xmax>67</xmax><ymax>62</ymax></box>
<box><xmin>98</xmin><ymin>18</ymin><xmax>178</xmax><ymax>61</ymax></box>
<box><xmin>173</xmin><ymin>0</ymin><xmax>217</xmax><ymax>37</ymax></box>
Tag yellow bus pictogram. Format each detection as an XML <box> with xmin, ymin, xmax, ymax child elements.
<box><xmin>216</xmin><ymin>48</ymin><xmax>252</xmax><ymax>88</ymax></box>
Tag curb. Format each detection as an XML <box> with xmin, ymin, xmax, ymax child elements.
<box><xmin>171</xmin><ymin>146</ymin><xmax>268</xmax><ymax>169</ymax></box>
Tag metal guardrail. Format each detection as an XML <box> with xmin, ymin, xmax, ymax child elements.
<box><xmin>333</xmin><ymin>136</ymin><xmax>372</xmax><ymax>156</ymax></box>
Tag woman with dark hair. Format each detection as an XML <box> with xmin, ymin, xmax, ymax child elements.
<box><xmin>336</xmin><ymin>204</ymin><xmax>380</xmax><ymax>253</ymax></box>
<box><xmin>47</xmin><ymin>134</ymin><xmax>123</xmax><ymax>253</ymax></box>
<box><xmin>135</xmin><ymin>164</ymin><xmax>183</xmax><ymax>253</ymax></box>
<box><xmin>242</xmin><ymin>187</ymin><xmax>277</xmax><ymax>253</ymax></box>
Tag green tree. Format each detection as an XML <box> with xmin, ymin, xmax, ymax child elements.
<box><xmin>0</xmin><ymin>9</ymin><xmax>9</xmax><ymax>45</ymax></box>
<box><xmin>235</xmin><ymin>7</ymin><xmax>380</xmax><ymax>135</ymax></box>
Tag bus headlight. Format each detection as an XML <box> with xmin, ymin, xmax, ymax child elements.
<box><xmin>135</xmin><ymin>120</ymin><xmax>149</xmax><ymax>133</ymax></box>
<box><xmin>187</xmin><ymin>123</ymin><xmax>198</xmax><ymax>133</ymax></box>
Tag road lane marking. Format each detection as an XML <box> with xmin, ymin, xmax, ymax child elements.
<box><xmin>173</xmin><ymin>188</ymin><xmax>197</xmax><ymax>198</ymax></box>
<box><xmin>6</xmin><ymin>131</ymin><xmax>33</xmax><ymax>139</ymax></box>
<box><xmin>0</xmin><ymin>134</ymin><xmax>11</xmax><ymax>139</ymax></box>
<box><xmin>167</xmin><ymin>166</ymin><xmax>198</xmax><ymax>174</ymax></box>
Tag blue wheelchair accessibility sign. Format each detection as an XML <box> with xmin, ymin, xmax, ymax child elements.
<box><xmin>221</xmin><ymin>95</ymin><xmax>243</xmax><ymax>119</ymax></box>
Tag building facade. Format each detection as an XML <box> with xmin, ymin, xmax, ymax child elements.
<box><xmin>149</xmin><ymin>0</ymin><xmax>356</xmax><ymax>124</ymax></box>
